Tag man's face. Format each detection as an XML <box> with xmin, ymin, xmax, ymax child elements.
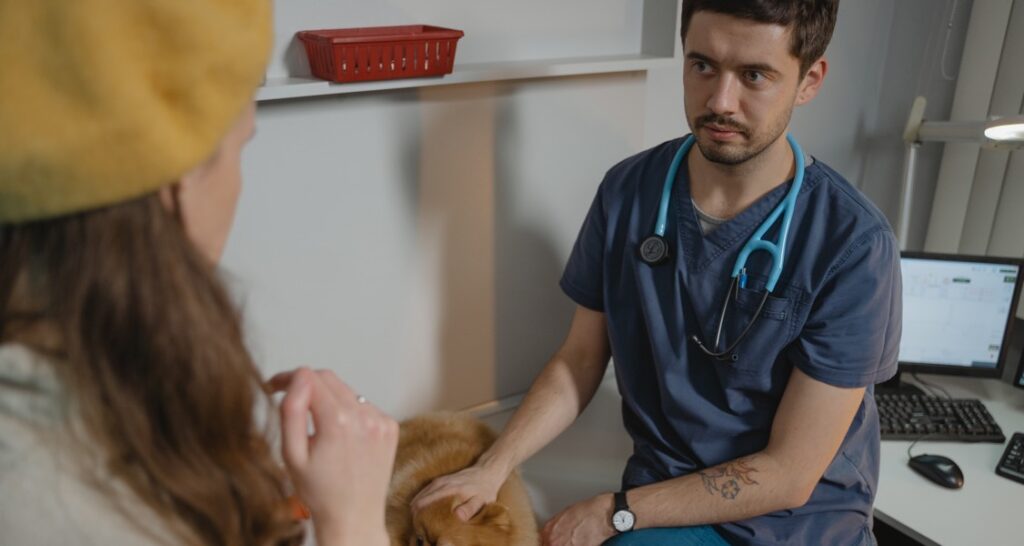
<box><xmin>683</xmin><ymin>11</ymin><xmax>808</xmax><ymax>166</ymax></box>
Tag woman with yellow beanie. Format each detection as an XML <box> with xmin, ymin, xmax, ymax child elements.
<box><xmin>0</xmin><ymin>1</ymin><xmax>397</xmax><ymax>545</ymax></box>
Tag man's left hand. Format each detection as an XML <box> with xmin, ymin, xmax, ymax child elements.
<box><xmin>541</xmin><ymin>493</ymin><xmax>617</xmax><ymax>546</ymax></box>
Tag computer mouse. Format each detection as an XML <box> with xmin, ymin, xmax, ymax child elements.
<box><xmin>908</xmin><ymin>454</ymin><xmax>964</xmax><ymax>489</ymax></box>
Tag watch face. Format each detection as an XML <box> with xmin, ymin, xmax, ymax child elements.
<box><xmin>612</xmin><ymin>510</ymin><xmax>635</xmax><ymax>532</ymax></box>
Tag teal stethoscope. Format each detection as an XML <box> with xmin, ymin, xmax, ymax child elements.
<box><xmin>638</xmin><ymin>133</ymin><xmax>806</xmax><ymax>361</ymax></box>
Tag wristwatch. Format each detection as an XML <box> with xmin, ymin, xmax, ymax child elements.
<box><xmin>611</xmin><ymin>491</ymin><xmax>636</xmax><ymax>533</ymax></box>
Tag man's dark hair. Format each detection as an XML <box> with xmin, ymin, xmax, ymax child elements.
<box><xmin>680</xmin><ymin>0</ymin><xmax>839</xmax><ymax>76</ymax></box>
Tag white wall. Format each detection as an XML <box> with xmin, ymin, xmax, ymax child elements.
<box><xmin>228</xmin><ymin>75</ymin><xmax>646</xmax><ymax>417</ymax></box>
<box><xmin>922</xmin><ymin>0</ymin><xmax>1023</xmax><ymax>261</ymax></box>
<box><xmin>864</xmin><ymin>0</ymin><xmax>975</xmax><ymax>250</ymax></box>
<box><xmin>224</xmin><ymin>1</ymin><xmax>964</xmax><ymax>419</ymax></box>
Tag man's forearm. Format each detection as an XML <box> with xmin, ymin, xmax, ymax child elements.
<box><xmin>626</xmin><ymin>452</ymin><xmax>813</xmax><ymax>529</ymax></box>
<box><xmin>479</xmin><ymin>350</ymin><xmax>608</xmax><ymax>478</ymax></box>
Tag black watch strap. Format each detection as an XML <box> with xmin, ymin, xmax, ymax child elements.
<box><xmin>614</xmin><ymin>490</ymin><xmax>629</xmax><ymax>512</ymax></box>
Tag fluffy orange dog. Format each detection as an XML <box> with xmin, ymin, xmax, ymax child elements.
<box><xmin>386</xmin><ymin>412</ymin><xmax>539</xmax><ymax>546</ymax></box>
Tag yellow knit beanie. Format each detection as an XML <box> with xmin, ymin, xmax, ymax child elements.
<box><xmin>0</xmin><ymin>0</ymin><xmax>272</xmax><ymax>223</ymax></box>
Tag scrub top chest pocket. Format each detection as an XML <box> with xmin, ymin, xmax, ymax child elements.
<box><xmin>716</xmin><ymin>282</ymin><xmax>797</xmax><ymax>374</ymax></box>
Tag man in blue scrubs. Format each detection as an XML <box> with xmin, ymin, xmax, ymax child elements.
<box><xmin>413</xmin><ymin>1</ymin><xmax>901</xmax><ymax>544</ymax></box>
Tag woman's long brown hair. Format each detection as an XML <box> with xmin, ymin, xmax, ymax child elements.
<box><xmin>0</xmin><ymin>193</ymin><xmax>303</xmax><ymax>545</ymax></box>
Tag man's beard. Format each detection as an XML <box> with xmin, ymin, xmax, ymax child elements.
<box><xmin>693</xmin><ymin>110</ymin><xmax>790</xmax><ymax>166</ymax></box>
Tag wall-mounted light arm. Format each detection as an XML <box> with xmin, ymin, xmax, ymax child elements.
<box><xmin>897</xmin><ymin>97</ymin><xmax>1024</xmax><ymax>250</ymax></box>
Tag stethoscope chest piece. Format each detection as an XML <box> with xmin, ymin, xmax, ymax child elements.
<box><xmin>639</xmin><ymin>235</ymin><xmax>670</xmax><ymax>265</ymax></box>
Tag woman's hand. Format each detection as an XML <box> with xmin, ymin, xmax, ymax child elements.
<box><xmin>269</xmin><ymin>368</ymin><xmax>398</xmax><ymax>546</ymax></box>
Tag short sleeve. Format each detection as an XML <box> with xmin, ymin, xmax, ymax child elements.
<box><xmin>786</xmin><ymin>228</ymin><xmax>902</xmax><ymax>388</ymax></box>
<box><xmin>559</xmin><ymin>185</ymin><xmax>607</xmax><ymax>311</ymax></box>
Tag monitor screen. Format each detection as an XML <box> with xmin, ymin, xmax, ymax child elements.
<box><xmin>1016</xmin><ymin>348</ymin><xmax>1024</xmax><ymax>388</ymax></box>
<box><xmin>899</xmin><ymin>253</ymin><xmax>1022</xmax><ymax>377</ymax></box>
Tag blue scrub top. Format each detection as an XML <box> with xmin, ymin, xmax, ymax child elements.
<box><xmin>560</xmin><ymin>136</ymin><xmax>902</xmax><ymax>545</ymax></box>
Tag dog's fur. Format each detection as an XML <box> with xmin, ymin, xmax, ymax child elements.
<box><xmin>385</xmin><ymin>412</ymin><xmax>539</xmax><ymax>546</ymax></box>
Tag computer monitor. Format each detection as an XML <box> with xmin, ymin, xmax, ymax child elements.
<box><xmin>880</xmin><ymin>252</ymin><xmax>1023</xmax><ymax>393</ymax></box>
<box><xmin>1015</xmin><ymin>348</ymin><xmax>1024</xmax><ymax>389</ymax></box>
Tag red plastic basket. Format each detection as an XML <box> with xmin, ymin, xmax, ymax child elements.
<box><xmin>297</xmin><ymin>25</ymin><xmax>465</xmax><ymax>84</ymax></box>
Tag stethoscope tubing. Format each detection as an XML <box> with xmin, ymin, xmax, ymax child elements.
<box><xmin>643</xmin><ymin>133</ymin><xmax>806</xmax><ymax>360</ymax></box>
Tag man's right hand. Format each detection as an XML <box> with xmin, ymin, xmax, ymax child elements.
<box><xmin>410</xmin><ymin>306</ymin><xmax>611</xmax><ymax>522</ymax></box>
<box><xmin>410</xmin><ymin>461</ymin><xmax>509</xmax><ymax>521</ymax></box>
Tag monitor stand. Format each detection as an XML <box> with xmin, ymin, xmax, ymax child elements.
<box><xmin>875</xmin><ymin>369</ymin><xmax>927</xmax><ymax>396</ymax></box>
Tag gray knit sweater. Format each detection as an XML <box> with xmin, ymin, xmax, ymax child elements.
<box><xmin>0</xmin><ymin>343</ymin><xmax>190</xmax><ymax>545</ymax></box>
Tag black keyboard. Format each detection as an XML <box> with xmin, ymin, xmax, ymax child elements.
<box><xmin>996</xmin><ymin>432</ymin><xmax>1024</xmax><ymax>484</ymax></box>
<box><xmin>877</xmin><ymin>393</ymin><xmax>1005</xmax><ymax>443</ymax></box>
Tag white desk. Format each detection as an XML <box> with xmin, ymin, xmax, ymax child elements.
<box><xmin>874</xmin><ymin>376</ymin><xmax>1024</xmax><ymax>546</ymax></box>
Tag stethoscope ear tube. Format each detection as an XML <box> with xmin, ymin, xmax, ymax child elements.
<box><xmin>691</xmin><ymin>335</ymin><xmax>741</xmax><ymax>362</ymax></box>
<box><xmin>693</xmin><ymin>276</ymin><xmax>771</xmax><ymax>361</ymax></box>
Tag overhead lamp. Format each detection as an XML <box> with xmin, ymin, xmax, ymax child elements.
<box><xmin>897</xmin><ymin>96</ymin><xmax>1024</xmax><ymax>249</ymax></box>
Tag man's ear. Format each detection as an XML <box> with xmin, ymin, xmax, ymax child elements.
<box><xmin>796</xmin><ymin>57</ymin><xmax>828</xmax><ymax>106</ymax></box>
<box><xmin>470</xmin><ymin>502</ymin><xmax>511</xmax><ymax>532</ymax></box>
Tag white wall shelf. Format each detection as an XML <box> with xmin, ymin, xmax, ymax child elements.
<box><xmin>256</xmin><ymin>53</ymin><xmax>678</xmax><ymax>102</ymax></box>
